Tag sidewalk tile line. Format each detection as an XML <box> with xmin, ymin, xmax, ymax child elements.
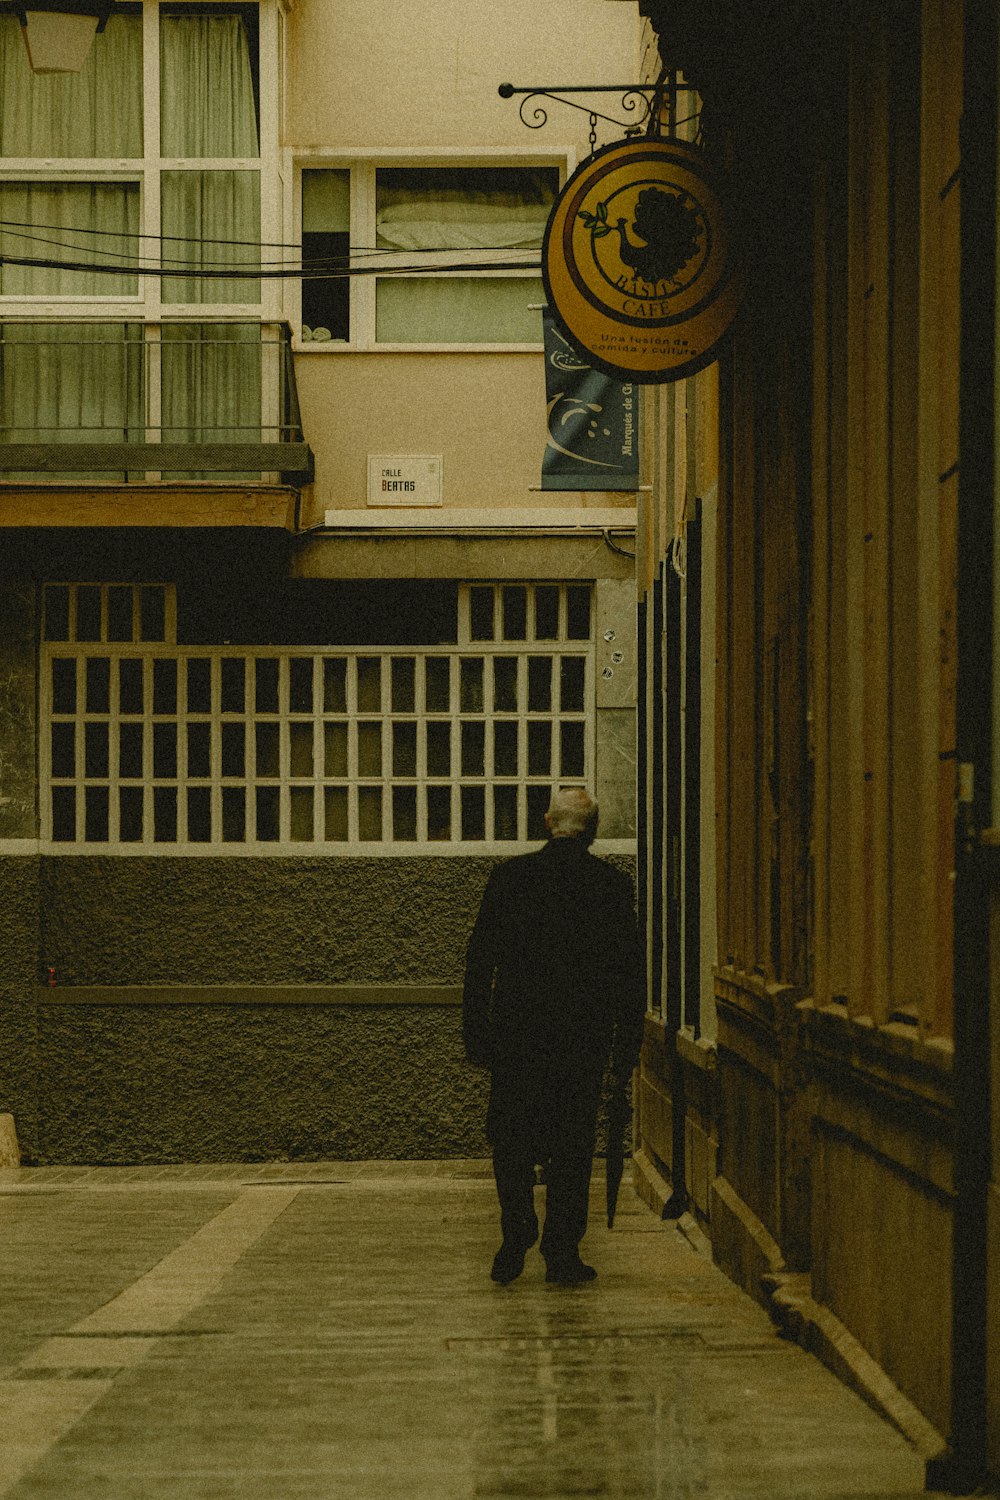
<box><xmin>1</xmin><ymin>1188</ymin><xmax>302</xmax><ymax>1500</ymax></box>
<box><xmin>70</xmin><ymin>1187</ymin><xmax>302</xmax><ymax>1336</ymax></box>
<box><xmin>0</xmin><ymin>1381</ymin><xmax>114</xmax><ymax>1499</ymax></box>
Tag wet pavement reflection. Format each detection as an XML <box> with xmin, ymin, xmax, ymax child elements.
<box><xmin>0</xmin><ymin>1162</ymin><xmax>940</xmax><ymax>1499</ymax></box>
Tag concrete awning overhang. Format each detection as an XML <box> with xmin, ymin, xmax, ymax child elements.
<box><xmin>292</xmin><ymin>507</ymin><xmax>637</xmax><ymax>581</ymax></box>
<box><xmin>0</xmin><ymin>483</ymin><xmax>299</xmax><ymax>530</ymax></box>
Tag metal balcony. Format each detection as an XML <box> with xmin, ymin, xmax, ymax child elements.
<box><xmin>0</xmin><ymin>320</ymin><xmax>313</xmax><ymax>484</ymax></box>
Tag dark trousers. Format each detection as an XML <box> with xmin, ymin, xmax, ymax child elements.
<box><xmin>492</xmin><ymin>1130</ymin><xmax>595</xmax><ymax>1264</ymax></box>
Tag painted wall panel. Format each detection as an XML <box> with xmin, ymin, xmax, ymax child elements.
<box><xmin>295</xmin><ymin>353</ymin><xmax>564</xmax><ymax>519</ymax></box>
<box><xmin>717</xmin><ymin>1047</ymin><xmax>779</xmax><ymax>1241</ymax></box>
<box><xmin>285</xmin><ymin>0</ymin><xmax>638</xmax><ymax>153</ymax></box>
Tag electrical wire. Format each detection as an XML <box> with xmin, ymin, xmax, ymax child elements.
<box><xmin>0</xmin><ymin>251</ymin><xmax>543</xmax><ymax>279</ymax></box>
<box><xmin>0</xmin><ymin>227</ymin><xmax>540</xmax><ymax>270</ymax></box>
<box><xmin>603</xmin><ymin>529</ymin><xmax>635</xmax><ymax>560</ymax></box>
<box><xmin>0</xmin><ymin>215</ymin><xmax>549</xmax><ymax>261</ymax></box>
<box><xmin>0</xmin><ymin>214</ymin><xmax>554</xmax><ymax>252</ymax></box>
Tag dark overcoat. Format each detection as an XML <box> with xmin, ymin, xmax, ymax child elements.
<box><xmin>462</xmin><ymin>837</ymin><xmax>643</xmax><ymax>1158</ymax></box>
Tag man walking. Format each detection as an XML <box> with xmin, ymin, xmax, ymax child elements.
<box><xmin>463</xmin><ymin>786</ymin><xmax>643</xmax><ymax>1286</ymax></box>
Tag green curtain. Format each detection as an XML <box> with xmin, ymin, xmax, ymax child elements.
<box><xmin>160</xmin><ymin>14</ymin><xmax>258</xmax><ymax>156</ymax></box>
<box><xmin>0</xmin><ymin>14</ymin><xmax>142</xmax><ymax>157</ymax></box>
<box><xmin>161</xmin><ymin>322</ymin><xmax>262</xmax><ymax>477</ymax></box>
<box><xmin>0</xmin><ymin>322</ymin><xmax>143</xmax><ymax>478</ymax></box>
<box><xmin>376</xmin><ymin>274</ymin><xmax>548</xmax><ymax>344</ymax></box>
<box><xmin>159</xmin><ymin>14</ymin><xmax>261</xmax><ymax>304</ymax></box>
<box><xmin>0</xmin><ymin>182</ymin><xmax>139</xmax><ymax>296</ymax></box>
<box><xmin>375</xmin><ymin>167</ymin><xmax>555</xmax><ymax>251</ymax></box>
<box><xmin>160</xmin><ymin>170</ymin><xmax>260</xmax><ymax>304</ymax></box>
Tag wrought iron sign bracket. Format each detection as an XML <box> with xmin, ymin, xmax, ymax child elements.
<box><xmin>498</xmin><ymin>79</ymin><xmax>699</xmax><ymax>148</ymax></box>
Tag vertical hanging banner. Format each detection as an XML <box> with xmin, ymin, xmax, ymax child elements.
<box><xmin>541</xmin><ymin>310</ymin><xmax>639</xmax><ymax>490</ymax></box>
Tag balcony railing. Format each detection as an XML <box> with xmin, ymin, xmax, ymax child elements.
<box><xmin>0</xmin><ymin>320</ymin><xmax>313</xmax><ymax>484</ymax></box>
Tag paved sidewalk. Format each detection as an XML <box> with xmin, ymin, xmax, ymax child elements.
<box><xmin>0</xmin><ymin>1160</ymin><xmax>943</xmax><ymax>1499</ymax></box>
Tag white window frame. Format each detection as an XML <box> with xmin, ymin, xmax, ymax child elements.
<box><xmin>0</xmin><ymin>0</ymin><xmax>282</xmax><ymax>324</ymax></box>
<box><xmin>40</xmin><ymin>581</ymin><xmax>597</xmax><ymax>856</ymax></box>
<box><xmin>289</xmin><ymin>149</ymin><xmax>568</xmax><ymax>355</ymax></box>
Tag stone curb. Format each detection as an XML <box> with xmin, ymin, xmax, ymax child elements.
<box><xmin>631</xmin><ymin>1147</ymin><xmax>949</xmax><ymax>1480</ymax></box>
<box><xmin>761</xmin><ymin>1270</ymin><xmax>948</xmax><ymax>1472</ymax></box>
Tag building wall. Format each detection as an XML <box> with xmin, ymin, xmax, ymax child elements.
<box><xmin>633</xmin><ymin>0</ymin><xmax>965</xmax><ymax>1465</ymax></box>
<box><xmin>990</xmin><ymin>892</ymin><xmax>1000</xmax><ymax>1475</ymax></box>
<box><xmin>0</xmin><ymin>856</ymin><xmax>40</xmax><ymax>1162</ymax></box>
<box><xmin>284</xmin><ymin>0</ymin><xmax>640</xmax><ymax>526</ymax></box>
<box><xmin>295</xmin><ymin>354</ymin><xmax>550</xmax><ymax>517</ymax></box>
<box><xmin>0</xmin><ymin>0</ymin><xmax>641</xmax><ymax>1164</ymax></box>
<box><xmin>0</xmin><ymin>533</ymin><xmax>636</xmax><ymax>1162</ymax></box>
<box><xmin>284</xmin><ymin>0</ymin><xmax>638</xmax><ymax>153</ymax></box>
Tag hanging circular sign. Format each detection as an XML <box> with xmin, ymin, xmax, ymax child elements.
<box><xmin>542</xmin><ymin>136</ymin><xmax>742</xmax><ymax>383</ymax></box>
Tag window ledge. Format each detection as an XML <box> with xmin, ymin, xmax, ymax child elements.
<box><xmin>294</xmin><ymin>342</ymin><xmax>544</xmax><ymax>355</ymax></box>
<box><xmin>36</xmin><ymin>839</ymin><xmax>639</xmax><ymax>858</ymax></box>
<box><xmin>0</xmin><ymin>485</ymin><xmax>298</xmax><ymax>529</ymax></box>
<box><xmin>320</xmin><ymin>507</ymin><xmax>637</xmax><ymax>531</ymax></box>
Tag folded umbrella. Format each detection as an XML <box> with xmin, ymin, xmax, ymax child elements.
<box><xmin>605</xmin><ymin>1078</ymin><xmax>632</xmax><ymax>1229</ymax></box>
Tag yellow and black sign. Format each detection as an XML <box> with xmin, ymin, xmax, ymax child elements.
<box><xmin>543</xmin><ymin>137</ymin><xmax>741</xmax><ymax>383</ymax></box>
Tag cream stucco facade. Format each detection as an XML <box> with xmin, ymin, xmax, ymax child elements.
<box><xmin>281</xmin><ymin>0</ymin><xmax>639</xmax><ymax>524</ymax></box>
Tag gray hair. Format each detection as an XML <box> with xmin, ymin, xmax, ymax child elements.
<box><xmin>546</xmin><ymin>786</ymin><xmax>599</xmax><ymax>842</ymax></box>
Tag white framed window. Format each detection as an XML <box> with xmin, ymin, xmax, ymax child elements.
<box><xmin>0</xmin><ymin>1</ymin><xmax>274</xmax><ymax>318</ymax></box>
<box><xmin>297</xmin><ymin>160</ymin><xmax>560</xmax><ymax>351</ymax></box>
<box><xmin>0</xmin><ymin>1</ymin><xmax>285</xmax><ymax>467</ymax></box>
<box><xmin>41</xmin><ymin>581</ymin><xmax>595</xmax><ymax>851</ymax></box>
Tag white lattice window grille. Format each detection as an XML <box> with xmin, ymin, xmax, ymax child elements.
<box><xmin>41</xmin><ymin>582</ymin><xmax>595</xmax><ymax>850</ymax></box>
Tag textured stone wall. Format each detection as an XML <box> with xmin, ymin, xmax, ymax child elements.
<box><xmin>42</xmin><ymin>854</ymin><xmax>635</xmax><ymax>984</ymax></box>
<box><xmin>41</xmin><ymin>857</ymin><xmax>495</xmax><ymax>985</ymax></box>
<box><xmin>0</xmin><ymin>858</ymin><xmax>41</xmax><ymax>1161</ymax></box>
<box><xmin>0</xmin><ymin>581</ymin><xmax>36</xmax><ymax>840</ymax></box>
<box><xmin>38</xmin><ymin>1002</ymin><xmax>488</xmax><ymax>1165</ymax></box>
<box><xmin>38</xmin><ymin>853</ymin><xmax>636</xmax><ymax>1163</ymax></box>
<box><xmin>0</xmin><ymin>582</ymin><xmax>40</xmax><ymax>1160</ymax></box>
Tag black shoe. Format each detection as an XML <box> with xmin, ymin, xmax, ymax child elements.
<box><xmin>491</xmin><ymin>1241</ymin><xmax>530</xmax><ymax>1285</ymax></box>
<box><xmin>544</xmin><ymin>1257</ymin><xmax>598</xmax><ymax>1286</ymax></box>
